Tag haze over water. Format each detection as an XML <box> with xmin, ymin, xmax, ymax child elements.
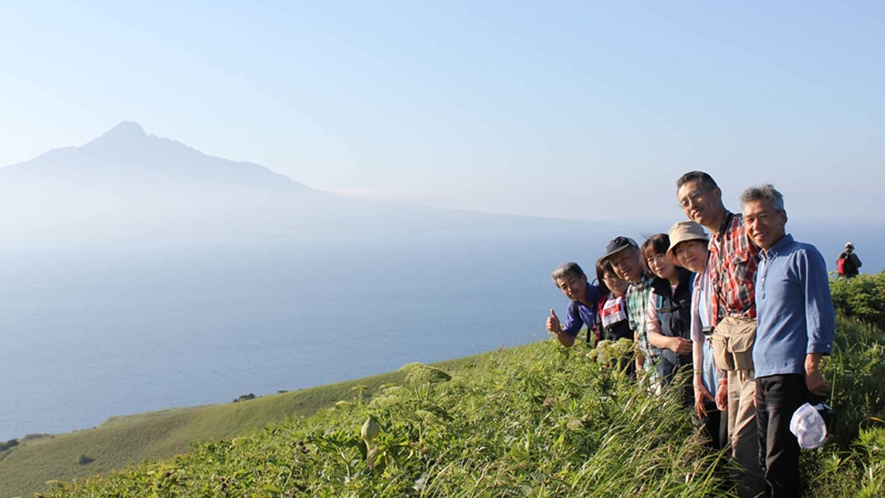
<box><xmin>0</xmin><ymin>234</ymin><xmax>595</xmax><ymax>441</ymax></box>
<box><xmin>1</xmin><ymin>123</ymin><xmax>882</xmax><ymax>442</ymax></box>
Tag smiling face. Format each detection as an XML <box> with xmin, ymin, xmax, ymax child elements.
<box><xmin>677</xmin><ymin>180</ymin><xmax>724</xmax><ymax>230</ymax></box>
<box><xmin>673</xmin><ymin>239</ymin><xmax>708</xmax><ymax>273</ymax></box>
<box><xmin>608</xmin><ymin>247</ymin><xmax>643</xmax><ymax>284</ymax></box>
<box><xmin>743</xmin><ymin>198</ymin><xmax>787</xmax><ymax>250</ymax></box>
<box><xmin>602</xmin><ymin>269</ymin><xmax>628</xmax><ymax>297</ymax></box>
<box><xmin>646</xmin><ymin>252</ymin><xmax>677</xmax><ymax>281</ymax></box>
<box><xmin>555</xmin><ymin>274</ymin><xmax>588</xmax><ymax>303</ymax></box>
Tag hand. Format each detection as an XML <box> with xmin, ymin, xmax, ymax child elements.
<box><xmin>715</xmin><ymin>382</ymin><xmax>728</xmax><ymax>411</ymax></box>
<box><xmin>693</xmin><ymin>379</ymin><xmax>714</xmax><ymax>418</ymax></box>
<box><xmin>805</xmin><ymin>354</ymin><xmax>830</xmax><ymax>397</ymax></box>
<box><xmin>805</xmin><ymin>367</ymin><xmax>829</xmax><ymax>397</ymax></box>
<box><xmin>546</xmin><ymin>309</ymin><xmax>561</xmax><ymax>334</ymax></box>
<box><xmin>670</xmin><ymin>337</ymin><xmax>693</xmax><ymax>356</ymax></box>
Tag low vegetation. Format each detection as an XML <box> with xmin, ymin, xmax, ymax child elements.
<box><xmin>8</xmin><ymin>274</ymin><xmax>885</xmax><ymax>497</ymax></box>
<box><xmin>830</xmin><ymin>272</ymin><xmax>885</xmax><ymax>328</ymax></box>
<box><xmin>0</xmin><ymin>362</ymin><xmax>471</xmax><ymax>498</ymax></box>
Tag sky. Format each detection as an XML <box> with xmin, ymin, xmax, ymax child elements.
<box><xmin>2</xmin><ymin>1</ymin><xmax>884</xmax><ymax>221</ymax></box>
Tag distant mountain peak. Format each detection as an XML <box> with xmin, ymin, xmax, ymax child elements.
<box><xmin>90</xmin><ymin>121</ymin><xmax>148</xmax><ymax>145</ymax></box>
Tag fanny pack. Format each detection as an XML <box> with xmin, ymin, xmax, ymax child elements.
<box><xmin>711</xmin><ymin>316</ymin><xmax>756</xmax><ymax>371</ymax></box>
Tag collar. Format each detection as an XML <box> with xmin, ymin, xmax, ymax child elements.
<box><xmin>630</xmin><ymin>271</ymin><xmax>653</xmax><ymax>289</ymax></box>
<box><xmin>713</xmin><ymin>211</ymin><xmax>735</xmax><ymax>241</ymax></box>
<box><xmin>651</xmin><ymin>267</ymin><xmax>691</xmax><ymax>293</ymax></box>
<box><xmin>577</xmin><ymin>282</ymin><xmax>596</xmax><ymax>306</ymax></box>
<box><xmin>762</xmin><ymin>233</ymin><xmax>794</xmax><ymax>260</ymax></box>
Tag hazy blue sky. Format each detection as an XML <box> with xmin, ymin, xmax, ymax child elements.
<box><xmin>2</xmin><ymin>1</ymin><xmax>883</xmax><ymax>221</ymax></box>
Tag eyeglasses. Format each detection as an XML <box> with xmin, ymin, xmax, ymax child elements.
<box><xmin>679</xmin><ymin>188</ymin><xmax>706</xmax><ymax>209</ymax></box>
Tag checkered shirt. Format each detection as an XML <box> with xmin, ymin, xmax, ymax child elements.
<box><xmin>625</xmin><ymin>273</ymin><xmax>660</xmax><ymax>375</ymax></box>
<box><xmin>707</xmin><ymin>211</ymin><xmax>761</xmax><ymax>326</ymax></box>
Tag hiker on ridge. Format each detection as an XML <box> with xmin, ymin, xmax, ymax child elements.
<box><xmin>599</xmin><ymin>236</ymin><xmax>659</xmax><ymax>387</ymax></box>
<box><xmin>667</xmin><ymin>220</ymin><xmax>728</xmax><ymax>450</ymax></box>
<box><xmin>837</xmin><ymin>242</ymin><xmax>862</xmax><ymax>279</ymax></box>
<box><xmin>546</xmin><ymin>262</ymin><xmax>603</xmax><ymax>348</ymax></box>
<box><xmin>741</xmin><ymin>184</ymin><xmax>835</xmax><ymax>497</ymax></box>
<box><xmin>676</xmin><ymin>171</ymin><xmax>765</xmax><ymax>498</ymax></box>
<box><xmin>641</xmin><ymin>233</ymin><xmax>694</xmax><ymax>392</ymax></box>
<box><xmin>594</xmin><ymin>259</ymin><xmax>632</xmax><ymax>344</ymax></box>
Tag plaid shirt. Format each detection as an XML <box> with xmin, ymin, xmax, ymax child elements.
<box><xmin>707</xmin><ymin>211</ymin><xmax>761</xmax><ymax>325</ymax></box>
<box><xmin>625</xmin><ymin>273</ymin><xmax>660</xmax><ymax>375</ymax></box>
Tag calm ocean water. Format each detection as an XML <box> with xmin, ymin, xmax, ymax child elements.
<box><xmin>1</xmin><ymin>222</ymin><xmax>881</xmax><ymax>441</ymax></box>
<box><xmin>0</xmin><ymin>233</ymin><xmax>608</xmax><ymax>441</ymax></box>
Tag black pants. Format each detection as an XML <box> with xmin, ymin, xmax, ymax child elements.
<box><xmin>755</xmin><ymin>374</ymin><xmax>807</xmax><ymax>498</ymax></box>
<box><xmin>700</xmin><ymin>400</ymin><xmax>728</xmax><ymax>450</ymax></box>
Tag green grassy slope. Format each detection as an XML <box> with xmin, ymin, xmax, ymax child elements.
<box><xmin>5</xmin><ymin>273</ymin><xmax>885</xmax><ymax>497</ymax></box>
<box><xmin>0</xmin><ymin>356</ymin><xmax>471</xmax><ymax>498</ymax></box>
<box><xmin>27</xmin><ymin>312</ymin><xmax>885</xmax><ymax>497</ymax></box>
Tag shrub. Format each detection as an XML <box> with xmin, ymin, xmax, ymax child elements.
<box><xmin>830</xmin><ymin>272</ymin><xmax>885</xmax><ymax>328</ymax></box>
<box><xmin>0</xmin><ymin>439</ymin><xmax>19</xmax><ymax>452</ymax></box>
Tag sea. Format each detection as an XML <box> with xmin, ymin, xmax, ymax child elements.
<box><xmin>0</xmin><ymin>222</ymin><xmax>881</xmax><ymax>441</ymax></box>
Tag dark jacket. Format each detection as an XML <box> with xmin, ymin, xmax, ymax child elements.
<box><xmin>838</xmin><ymin>251</ymin><xmax>862</xmax><ymax>277</ymax></box>
<box><xmin>650</xmin><ymin>268</ymin><xmax>694</xmax><ymax>382</ymax></box>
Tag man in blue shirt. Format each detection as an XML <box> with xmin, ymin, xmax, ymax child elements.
<box><xmin>741</xmin><ymin>184</ymin><xmax>835</xmax><ymax>498</ymax></box>
<box><xmin>546</xmin><ymin>262</ymin><xmax>602</xmax><ymax>348</ymax></box>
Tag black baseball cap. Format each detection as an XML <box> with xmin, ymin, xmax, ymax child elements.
<box><xmin>598</xmin><ymin>236</ymin><xmax>638</xmax><ymax>264</ymax></box>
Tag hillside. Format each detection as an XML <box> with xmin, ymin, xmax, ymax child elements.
<box><xmin>4</xmin><ymin>274</ymin><xmax>885</xmax><ymax>497</ymax></box>
<box><xmin>0</xmin><ymin>357</ymin><xmax>471</xmax><ymax>498</ymax></box>
<box><xmin>3</xmin><ymin>271</ymin><xmax>883</xmax><ymax>496</ymax></box>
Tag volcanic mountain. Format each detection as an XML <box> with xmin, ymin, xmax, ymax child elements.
<box><xmin>0</xmin><ymin>122</ymin><xmax>578</xmax><ymax>240</ymax></box>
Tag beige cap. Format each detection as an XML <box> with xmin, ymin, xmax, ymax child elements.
<box><xmin>666</xmin><ymin>221</ymin><xmax>708</xmax><ymax>266</ymax></box>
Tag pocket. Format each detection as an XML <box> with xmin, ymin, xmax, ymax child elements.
<box><xmin>719</xmin><ymin>317</ymin><xmax>757</xmax><ymax>371</ymax></box>
<box><xmin>712</xmin><ymin>334</ymin><xmax>734</xmax><ymax>371</ymax></box>
<box><xmin>728</xmin><ymin>327</ymin><xmax>756</xmax><ymax>370</ymax></box>
<box><xmin>727</xmin><ymin>250</ymin><xmax>755</xmax><ymax>294</ymax></box>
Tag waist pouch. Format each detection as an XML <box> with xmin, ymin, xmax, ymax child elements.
<box><xmin>711</xmin><ymin>316</ymin><xmax>757</xmax><ymax>371</ymax></box>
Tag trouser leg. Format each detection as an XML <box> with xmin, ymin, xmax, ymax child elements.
<box><xmin>701</xmin><ymin>400</ymin><xmax>726</xmax><ymax>450</ymax></box>
<box><xmin>731</xmin><ymin>369</ymin><xmax>767</xmax><ymax>498</ymax></box>
<box><xmin>727</xmin><ymin>370</ymin><xmax>739</xmax><ymax>441</ymax></box>
<box><xmin>757</xmin><ymin>375</ymin><xmax>805</xmax><ymax>498</ymax></box>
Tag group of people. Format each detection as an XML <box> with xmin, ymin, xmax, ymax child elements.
<box><xmin>545</xmin><ymin>171</ymin><xmax>836</xmax><ymax>498</ymax></box>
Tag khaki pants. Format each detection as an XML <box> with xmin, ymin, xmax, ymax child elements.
<box><xmin>713</xmin><ymin>316</ymin><xmax>766</xmax><ymax>498</ymax></box>
<box><xmin>728</xmin><ymin>369</ymin><xmax>766</xmax><ymax>498</ymax></box>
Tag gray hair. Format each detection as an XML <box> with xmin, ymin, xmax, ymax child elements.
<box><xmin>740</xmin><ymin>184</ymin><xmax>785</xmax><ymax>212</ymax></box>
<box><xmin>551</xmin><ymin>262</ymin><xmax>585</xmax><ymax>282</ymax></box>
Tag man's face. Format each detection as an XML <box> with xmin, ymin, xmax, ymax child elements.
<box><xmin>674</xmin><ymin>240</ymin><xmax>708</xmax><ymax>273</ymax></box>
<box><xmin>608</xmin><ymin>247</ymin><xmax>642</xmax><ymax>283</ymax></box>
<box><xmin>677</xmin><ymin>180</ymin><xmax>723</xmax><ymax>229</ymax></box>
<box><xmin>743</xmin><ymin>199</ymin><xmax>787</xmax><ymax>251</ymax></box>
<box><xmin>555</xmin><ymin>274</ymin><xmax>587</xmax><ymax>302</ymax></box>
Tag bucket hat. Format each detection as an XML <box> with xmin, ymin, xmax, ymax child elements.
<box><xmin>666</xmin><ymin>221</ymin><xmax>708</xmax><ymax>265</ymax></box>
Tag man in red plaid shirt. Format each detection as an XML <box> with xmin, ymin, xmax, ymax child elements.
<box><xmin>676</xmin><ymin>171</ymin><xmax>765</xmax><ymax>498</ymax></box>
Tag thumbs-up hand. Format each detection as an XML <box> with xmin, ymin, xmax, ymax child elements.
<box><xmin>546</xmin><ymin>309</ymin><xmax>562</xmax><ymax>334</ymax></box>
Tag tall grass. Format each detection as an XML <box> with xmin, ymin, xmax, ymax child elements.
<box><xmin>40</xmin><ymin>342</ymin><xmax>732</xmax><ymax>497</ymax></box>
<box><xmin>25</xmin><ymin>273</ymin><xmax>885</xmax><ymax>496</ymax></box>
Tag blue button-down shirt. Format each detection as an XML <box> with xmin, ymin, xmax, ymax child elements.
<box><xmin>562</xmin><ymin>283</ymin><xmax>603</xmax><ymax>338</ymax></box>
<box><xmin>754</xmin><ymin>234</ymin><xmax>835</xmax><ymax>378</ymax></box>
